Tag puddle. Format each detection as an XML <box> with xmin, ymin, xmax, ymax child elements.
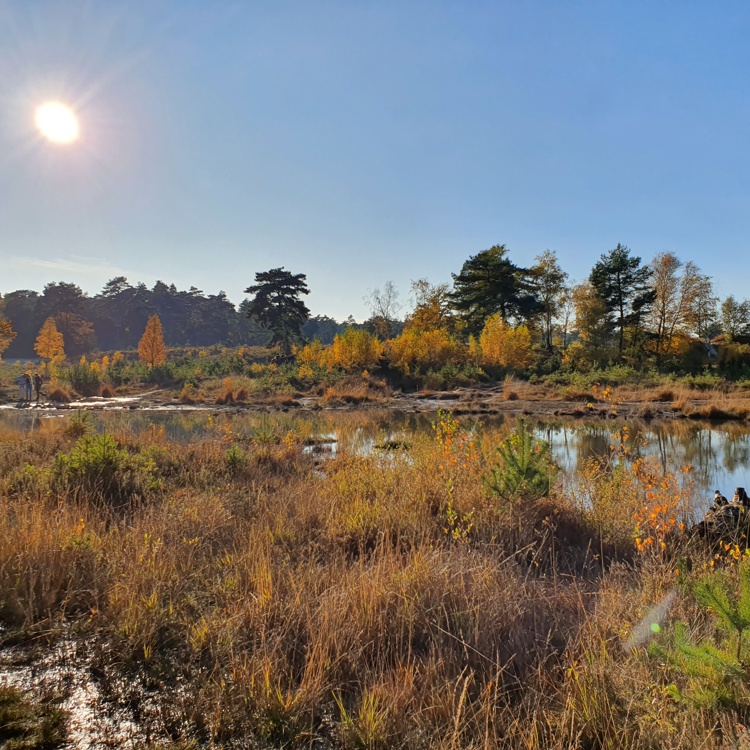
<box><xmin>0</xmin><ymin>637</ymin><xmax>150</xmax><ymax>749</ymax></box>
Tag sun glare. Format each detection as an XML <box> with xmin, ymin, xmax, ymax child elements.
<box><xmin>34</xmin><ymin>101</ymin><xmax>80</xmax><ymax>144</ymax></box>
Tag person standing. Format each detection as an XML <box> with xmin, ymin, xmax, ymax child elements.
<box><xmin>15</xmin><ymin>375</ymin><xmax>26</xmax><ymax>401</ymax></box>
<box><xmin>23</xmin><ymin>373</ymin><xmax>32</xmax><ymax>401</ymax></box>
<box><xmin>33</xmin><ymin>373</ymin><xmax>43</xmax><ymax>403</ymax></box>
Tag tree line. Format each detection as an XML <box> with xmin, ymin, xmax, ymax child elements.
<box><xmin>0</xmin><ymin>276</ymin><xmax>346</xmax><ymax>360</ymax></box>
<box><xmin>1</xmin><ymin>244</ymin><xmax>749</xmax><ymax>373</ymax></box>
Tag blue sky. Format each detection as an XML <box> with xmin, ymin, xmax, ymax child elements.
<box><xmin>1</xmin><ymin>0</ymin><xmax>749</xmax><ymax>321</ymax></box>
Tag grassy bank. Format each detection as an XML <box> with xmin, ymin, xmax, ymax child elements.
<box><xmin>1</xmin><ymin>410</ymin><xmax>749</xmax><ymax>748</ymax></box>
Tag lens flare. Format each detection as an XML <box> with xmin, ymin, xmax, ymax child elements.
<box><xmin>34</xmin><ymin>101</ymin><xmax>80</xmax><ymax>144</ymax></box>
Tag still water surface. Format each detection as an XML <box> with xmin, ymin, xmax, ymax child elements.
<box><xmin>3</xmin><ymin>408</ymin><xmax>750</xmax><ymax>515</ymax></box>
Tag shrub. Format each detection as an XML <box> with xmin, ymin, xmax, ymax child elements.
<box><xmin>473</xmin><ymin>315</ymin><xmax>533</xmax><ymax>370</ymax></box>
<box><xmin>327</xmin><ymin>328</ymin><xmax>383</xmax><ymax>371</ymax></box>
<box><xmin>385</xmin><ymin>328</ymin><xmax>463</xmax><ymax>374</ymax></box>
<box><xmin>53</xmin><ymin>433</ymin><xmax>158</xmax><ymax>506</ymax></box>
<box><xmin>62</xmin><ymin>362</ymin><xmax>102</xmax><ymax>396</ymax></box>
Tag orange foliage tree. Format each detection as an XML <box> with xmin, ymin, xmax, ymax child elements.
<box><xmin>34</xmin><ymin>317</ymin><xmax>65</xmax><ymax>361</ymax></box>
<box><xmin>471</xmin><ymin>314</ymin><xmax>533</xmax><ymax>369</ymax></box>
<box><xmin>0</xmin><ymin>318</ymin><xmax>16</xmax><ymax>358</ymax></box>
<box><xmin>138</xmin><ymin>314</ymin><xmax>167</xmax><ymax>367</ymax></box>
<box><xmin>386</xmin><ymin>328</ymin><xmax>464</xmax><ymax>374</ymax></box>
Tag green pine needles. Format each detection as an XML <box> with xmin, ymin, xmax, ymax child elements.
<box><xmin>485</xmin><ymin>418</ymin><xmax>558</xmax><ymax>506</ymax></box>
<box><xmin>650</xmin><ymin>560</ymin><xmax>750</xmax><ymax>707</ymax></box>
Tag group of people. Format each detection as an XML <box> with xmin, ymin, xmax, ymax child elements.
<box><xmin>14</xmin><ymin>373</ymin><xmax>44</xmax><ymax>403</ymax></box>
<box><xmin>696</xmin><ymin>487</ymin><xmax>750</xmax><ymax>538</ymax></box>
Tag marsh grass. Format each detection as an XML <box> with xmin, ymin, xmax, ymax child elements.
<box><xmin>0</xmin><ymin>685</ymin><xmax>67</xmax><ymax>749</ymax></box>
<box><xmin>0</xmin><ymin>413</ymin><xmax>744</xmax><ymax>747</ymax></box>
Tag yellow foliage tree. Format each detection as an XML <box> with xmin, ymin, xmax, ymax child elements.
<box><xmin>476</xmin><ymin>314</ymin><xmax>533</xmax><ymax>369</ymax></box>
<box><xmin>138</xmin><ymin>314</ymin><xmax>167</xmax><ymax>367</ymax></box>
<box><xmin>296</xmin><ymin>339</ymin><xmax>326</xmax><ymax>368</ymax></box>
<box><xmin>326</xmin><ymin>328</ymin><xmax>383</xmax><ymax>371</ymax></box>
<box><xmin>386</xmin><ymin>328</ymin><xmax>464</xmax><ymax>373</ymax></box>
<box><xmin>34</xmin><ymin>317</ymin><xmax>65</xmax><ymax>361</ymax></box>
<box><xmin>0</xmin><ymin>318</ymin><xmax>16</xmax><ymax>359</ymax></box>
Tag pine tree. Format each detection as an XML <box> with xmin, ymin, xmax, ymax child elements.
<box><xmin>589</xmin><ymin>244</ymin><xmax>655</xmax><ymax>360</ymax></box>
<box><xmin>244</xmin><ymin>268</ymin><xmax>310</xmax><ymax>355</ymax></box>
<box><xmin>650</xmin><ymin>561</ymin><xmax>750</xmax><ymax>707</ymax></box>
<box><xmin>34</xmin><ymin>317</ymin><xmax>65</xmax><ymax>361</ymax></box>
<box><xmin>485</xmin><ymin>419</ymin><xmax>557</xmax><ymax>505</ymax></box>
<box><xmin>138</xmin><ymin>314</ymin><xmax>167</xmax><ymax>367</ymax></box>
<box><xmin>450</xmin><ymin>245</ymin><xmax>542</xmax><ymax>335</ymax></box>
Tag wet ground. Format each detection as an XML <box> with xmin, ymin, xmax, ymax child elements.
<box><xmin>0</xmin><ymin>384</ymin><xmax>682</xmax><ymax>421</ymax></box>
<box><xmin>0</xmin><ymin>634</ymin><xmax>149</xmax><ymax>748</ymax></box>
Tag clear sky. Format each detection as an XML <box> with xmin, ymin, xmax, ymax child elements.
<box><xmin>1</xmin><ymin>0</ymin><xmax>749</xmax><ymax>321</ymax></box>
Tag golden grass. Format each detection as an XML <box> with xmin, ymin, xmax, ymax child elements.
<box><xmin>0</xmin><ymin>415</ymin><xmax>741</xmax><ymax>747</ymax></box>
<box><xmin>319</xmin><ymin>376</ymin><xmax>391</xmax><ymax>406</ymax></box>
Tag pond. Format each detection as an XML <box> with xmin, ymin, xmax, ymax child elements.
<box><xmin>2</xmin><ymin>407</ymin><xmax>750</xmax><ymax>514</ymax></box>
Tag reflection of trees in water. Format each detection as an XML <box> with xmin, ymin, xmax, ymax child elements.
<box><xmin>4</xmin><ymin>410</ymin><xmax>750</xmax><ymax>500</ymax></box>
<box><xmin>649</xmin><ymin>424</ymin><xmax>717</xmax><ymax>490</ymax></box>
<box><xmin>721</xmin><ymin>432</ymin><xmax>750</xmax><ymax>475</ymax></box>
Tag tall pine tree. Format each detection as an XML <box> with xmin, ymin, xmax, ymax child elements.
<box><xmin>589</xmin><ymin>244</ymin><xmax>655</xmax><ymax>360</ymax></box>
<box><xmin>244</xmin><ymin>268</ymin><xmax>310</xmax><ymax>355</ymax></box>
<box><xmin>450</xmin><ymin>245</ymin><xmax>541</xmax><ymax>335</ymax></box>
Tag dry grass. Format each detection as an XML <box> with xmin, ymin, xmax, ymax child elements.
<box><xmin>319</xmin><ymin>376</ymin><xmax>391</xmax><ymax>406</ymax></box>
<box><xmin>47</xmin><ymin>385</ymin><xmax>71</xmax><ymax>403</ymax></box>
<box><xmin>0</xmin><ymin>414</ymin><xmax>739</xmax><ymax>748</ymax></box>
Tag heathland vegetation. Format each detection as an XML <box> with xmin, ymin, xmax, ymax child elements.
<box><xmin>3</xmin><ymin>409</ymin><xmax>750</xmax><ymax>748</ymax></box>
<box><xmin>6</xmin><ymin>245</ymin><xmax>750</xmax><ymax>417</ymax></box>
<box><xmin>4</xmin><ymin>244</ymin><xmax>750</xmax><ymax>382</ymax></box>
<box><xmin>4</xmin><ymin>245</ymin><xmax>750</xmax><ymax>745</ymax></box>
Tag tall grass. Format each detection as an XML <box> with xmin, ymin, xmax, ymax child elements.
<box><xmin>0</xmin><ymin>413</ymin><xmax>742</xmax><ymax>747</ymax></box>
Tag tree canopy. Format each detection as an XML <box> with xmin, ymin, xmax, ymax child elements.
<box><xmin>589</xmin><ymin>244</ymin><xmax>655</xmax><ymax>359</ymax></box>
<box><xmin>244</xmin><ymin>268</ymin><xmax>311</xmax><ymax>355</ymax></box>
<box><xmin>450</xmin><ymin>245</ymin><xmax>541</xmax><ymax>335</ymax></box>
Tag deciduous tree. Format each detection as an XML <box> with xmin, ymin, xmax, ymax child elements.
<box><xmin>647</xmin><ymin>253</ymin><xmax>705</xmax><ymax>358</ymax></box>
<box><xmin>138</xmin><ymin>314</ymin><xmax>167</xmax><ymax>367</ymax></box>
<box><xmin>364</xmin><ymin>281</ymin><xmax>402</xmax><ymax>339</ymax></box>
<box><xmin>386</xmin><ymin>328</ymin><xmax>463</xmax><ymax>373</ymax></box>
<box><xmin>34</xmin><ymin>317</ymin><xmax>65</xmax><ymax>361</ymax></box>
<box><xmin>689</xmin><ymin>276</ymin><xmax>720</xmax><ymax>344</ymax></box>
<box><xmin>568</xmin><ymin>281</ymin><xmax>614</xmax><ymax>368</ymax></box>
<box><xmin>530</xmin><ymin>250</ymin><xmax>568</xmax><ymax>350</ymax></box>
<box><xmin>0</xmin><ymin>318</ymin><xmax>16</xmax><ymax>358</ymax></box>
<box><xmin>326</xmin><ymin>328</ymin><xmax>383</xmax><ymax>371</ymax></box>
<box><xmin>472</xmin><ymin>314</ymin><xmax>533</xmax><ymax>369</ymax></box>
<box><xmin>405</xmin><ymin>279</ymin><xmax>458</xmax><ymax>334</ymax></box>
<box><xmin>244</xmin><ymin>268</ymin><xmax>310</xmax><ymax>355</ymax></box>
<box><xmin>54</xmin><ymin>312</ymin><xmax>97</xmax><ymax>357</ymax></box>
<box><xmin>720</xmin><ymin>296</ymin><xmax>750</xmax><ymax>341</ymax></box>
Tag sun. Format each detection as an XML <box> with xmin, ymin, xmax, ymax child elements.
<box><xmin>34</xmin><ymin>101</ymin><xmax>80</xmax><ymax>144</ymax></box>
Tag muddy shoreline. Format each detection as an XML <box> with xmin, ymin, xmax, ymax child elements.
<box><xmin>0</xmin><ymin>385</ymin><xmax>730</xmax><ymax>422</ymax></box>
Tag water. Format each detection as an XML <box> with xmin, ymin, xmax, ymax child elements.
<box><xmin>2</xmin><ymin>407</ymin><xmax>750</xmax><ymax>513</ymax></box>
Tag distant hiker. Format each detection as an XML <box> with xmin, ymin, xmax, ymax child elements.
<box><xmin>33</xmin><ymin>373</ymin><xmax>43</xmax><ymax>402</ymax></box>
<box><xmin>23</xmin><ymin>373</ymin><xmax>33</xmax><ymax>401</ymax></box>
<box><xmin>14</xmin><ymin>375</ymin><xmax>26</xmax><ymax>400</ymax></box>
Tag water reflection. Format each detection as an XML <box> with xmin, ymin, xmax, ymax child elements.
<box><xmin>3</xmin><ymin>409</ymin><xmax>750</xmax><ymax>513</ymax></box>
